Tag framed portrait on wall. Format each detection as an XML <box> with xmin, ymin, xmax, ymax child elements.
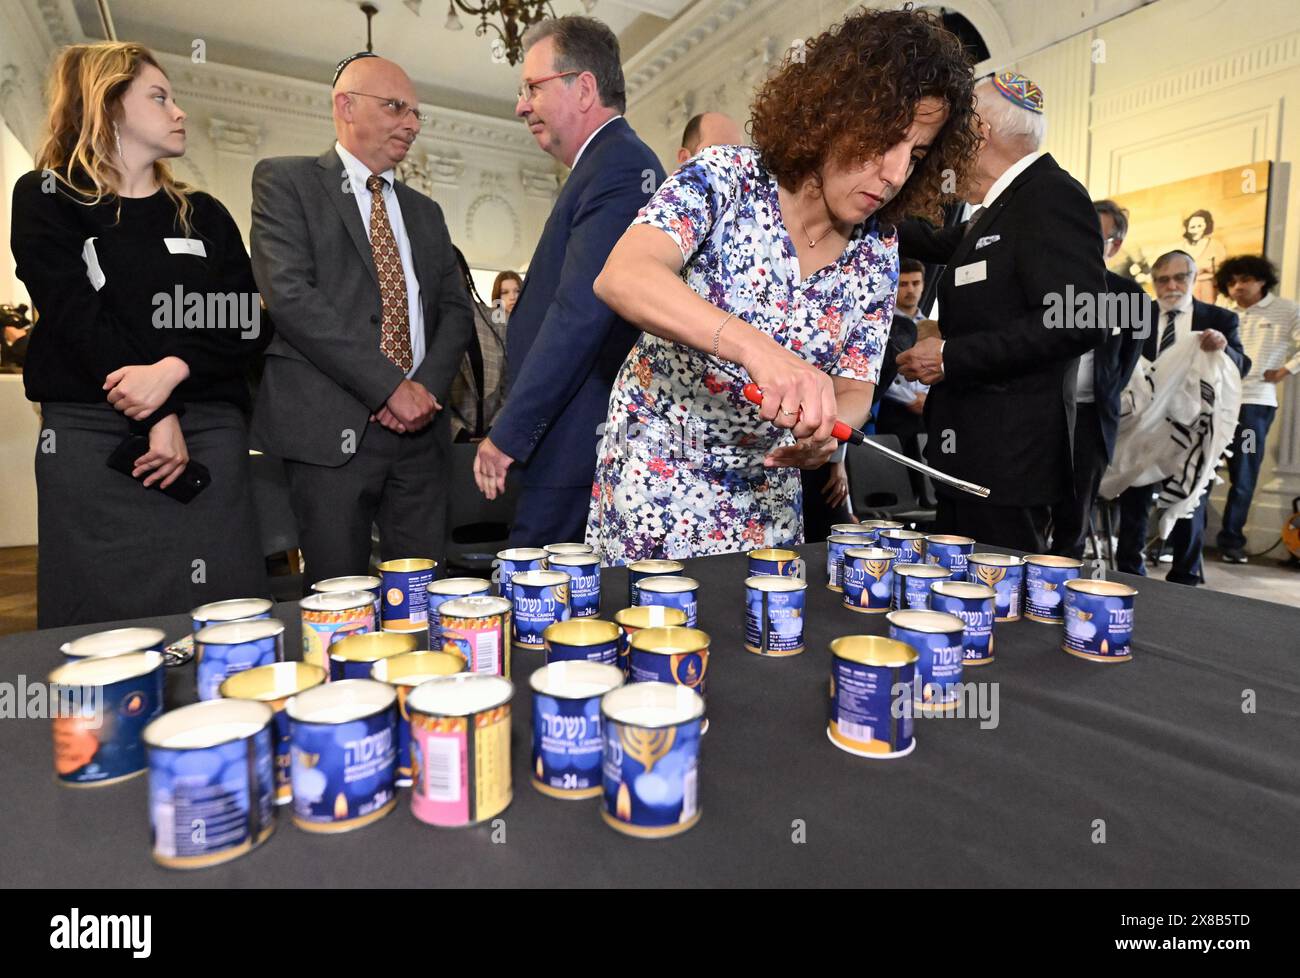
<box><xmin>1106</xmin><ymin>161</ymin><xmax>1272</xmax><ymax>304</ymax></box>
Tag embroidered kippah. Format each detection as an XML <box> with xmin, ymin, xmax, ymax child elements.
<box><xmin>991</xmin><ymin>71</ymin><xmax>1044</xmax><ymax>114</ymax></box>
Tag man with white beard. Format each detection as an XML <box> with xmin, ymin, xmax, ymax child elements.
<box><xmin>1113</xmin><ymin>250</ymin><xmax>1249</xmax><ymax>584</ymax></box>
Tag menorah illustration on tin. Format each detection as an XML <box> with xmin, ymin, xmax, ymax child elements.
<box><xmin>614</xmin><ymin>725</ymin><xmax>678</xmax><ymax>821</ymax></box>
<box><xmin>853</xmin><ymin>559</ymin><xmax>890</xmax><ymax>608</ymax></box>
<box><xmin>974</xmin><ymin>564</ymin><xmax>1006</xmax><ymax>588</ymax></box>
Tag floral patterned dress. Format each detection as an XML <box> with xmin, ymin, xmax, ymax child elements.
<box><xmin>585</xmin><ymin>145</ymin><xmax>897</xmax><ymax>566</ymax></box>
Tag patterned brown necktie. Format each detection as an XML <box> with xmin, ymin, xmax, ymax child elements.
<box><xmin>366</xmin><ymin>174</ymin><xmax>413</xmax><ymax>372</ymax></box>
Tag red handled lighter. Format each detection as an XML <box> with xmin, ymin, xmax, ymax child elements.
<box><xmin>740</xmin><ymin>383</ymin><xmax>991</xmax><ymax>498</ymax></box>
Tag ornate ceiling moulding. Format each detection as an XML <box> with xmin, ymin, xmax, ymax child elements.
<box><xmin>519</xmin><ymin>165</ymin><xmax>560</xmax><ymax>198</ymax></box>
<box><xmin>208</xmin><ymin>118</ymin><xmax>263</xmax><ymax>155</ymax></box>
<box><xmin>623</xmin><ymin>0</ymin><xmax>776</xmax><ymax>104</ymax></box>
<box><xmin>153</xmin><ymin>52</ymin><xmax>542</xmax><ymax>157</ymax></box>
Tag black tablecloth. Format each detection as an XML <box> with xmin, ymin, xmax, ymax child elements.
<box><xmin>3</xmin><ymin>544</ymin><xmax>1298</xmax><ymax>887</ymax></box>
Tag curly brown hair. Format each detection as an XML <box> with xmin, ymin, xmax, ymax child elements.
<box><xmin>749</xmin><ymin>5</ymin><xmax>979</xmax><ymax>225</ymax></box>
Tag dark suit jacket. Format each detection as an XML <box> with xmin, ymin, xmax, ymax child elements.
<box><xmin>1142</xmin><ymin>297</ymin><xmax>1249</xmax><ymax>376</ymax></box>
<box><xmin>1089</xmin><ymin>270</ymin><xmax>1153</xmax><ymax>460</ymax></box>
<box><xmin>490</xmin><ymin>117</ymin><xmax>665</xmax><ymax>488</ymax></box>
<box><xmin>898</xmin><ymin>154</ymin><xmax>1107</xmax><ymax>507</ymax></box>
<box><xmin>874</xmin><ymin>313</ymin><xmax>925</xmax><ymax>435</ymax></box>
<box><xmin>249</xmin><ymin>147</ymin><xmax>474</xmax><ymax>466</ymax></box>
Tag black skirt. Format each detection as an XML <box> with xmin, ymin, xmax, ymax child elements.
<box><xmin>35</xmin><ymin>401</ymin><xmax>269</xmax><ymax>628</ymax></box>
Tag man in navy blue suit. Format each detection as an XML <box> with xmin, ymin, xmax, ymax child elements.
<box><xmin>1115</xmin><ymin>250</ymin><xmax>1250</xmax><ymax>584</ymax></box>
<box><xmin>1048</xmin><ymin>200</ymin><xmax>1152</xmax><ymax>559</ymax></box>
<box><xmin>473</xmin><ymin>16</ymin><xmax>665</xmax><ymax>546</ymax></box>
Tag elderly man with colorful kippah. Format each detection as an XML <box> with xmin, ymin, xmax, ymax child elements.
<box><xmin>897</xmin><ymin>72</ymin><xmax>1110</xmax><ymax>552</ymax></box>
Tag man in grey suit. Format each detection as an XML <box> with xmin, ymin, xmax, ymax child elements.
<box><xmin>250</xmin><ymin>52</ymin><xmax>473</xmax><ymax>588</ymax></box>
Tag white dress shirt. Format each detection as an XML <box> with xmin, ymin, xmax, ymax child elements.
<box><xmin>979</xmin><ymin>150</ymin><xmax>1045</xmax><ymax>209</ymax></box>
<box><xmin>570</xmin><ymin>114</ymin><xmax>622</xmax><ymax>170</ymax></box>
<box><xmin>1155</xmin><ymin>296</ymin><xmax>1194</xmax><ymax>359</ymax></box>
<box><xmin>335</xmin><ymin>141</ymin><xmax>425</xmax><ymax>377</ymax></box>
<box><xmin>1074</xmin><ymin>350</ymin><xmax>1096</xmax><ymax>404</ymax></box>
<box><xmin>1229</xmin><ymin>292</ymin><xmax>1300</xmax><ymax>407</ymax></box>
<box><xmin>885</xmin><ymin>309</ymin><xmax>929</xmax><ymax>405</ymax></box>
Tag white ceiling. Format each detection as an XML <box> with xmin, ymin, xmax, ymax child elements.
<box><xmin>71</xmin><ymin>0</ymin><xmax>695</xmax><ymax>119</ymax></box>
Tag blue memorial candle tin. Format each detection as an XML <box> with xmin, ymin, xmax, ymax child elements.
<box><xmin>190</xmin><ymin>598</ymin><xmax>274</xmax><ymax>637</ymax></box>
<box><xmin>510</xmin><ymin>570</ymin><xmax>572</xmax><ymax>650</ymax></box>
<box><xmin>613</xmin><ymin>606</ymin><xmax>687</xmax><ymax>677</ymax></box>
<box><xmin>530</xmin><ymin>660</ymin><xmax>624</xmax><ymax>799</ymax></box>
<box><xmin>1024</xmin><ymin>555</ymin><xmax>1083</xmax><ymax>624</ymax></box>
<box><xmin>143</xmin><ymin>698</ymin><xmax>276</xmax><ymax>868</ymax></box>
<box><xmin>287</xmin><ymin>679</ymin><xmax>398</xmax><ymax>833</ymax></box>
<box><xmin>49</xmin><ymin>651</ymin><xmax>166</xmax><ymax>787</ymax></box>
<box><xmin>967</xmin><ymin>553</ymin><xmax>1026</xmax><ymax>622</ymax></box>
<box><xmin>1063</xmin><ymin>579</ymin><xmax>1137</xmax><ymax>663</ymax></box>
<box><xmin>194</xmin><ymin>619</ymin><xmax>285</xmax><ymax>702</ymax></box>
<box><xmin>743</xmin><ymin>575</ymin><xmax>806</xmax><ymax>656</ymax></box>
<box><xmin>924</xmin><ymin>534</ymin><xmax>976</xmax><ymax>581</ymax></box>
<box><xmin>544</xmin><ymin>542</ymin><xmax>595</xmax><ymax>559</ymax></box>
<box><xmin>377</xmin><ymin>558</ymin><xmax>437</xmax><ymax>629</ymax></box>
<box><xmin>60</xmin><ymin>626</ymin><xmax>167</xmax><ymax>660</ymax></box>
<box><xmin>544</xmin><ymin>618</ymin><xmax>621</xmax><ymax>667</ymax></box>
<box><xmin>370</xmin><ymin>651</ymin><xmax>464</xmax><ymax>787</ymax></box>
<box><xmin>859</xmin><ymin>519</ymin><xmax>903</xmax><ymax>533</ymax></box>
<box><xmin>219</xmin><ymin>661</ymin><xmax>327</xmax><ymax>805</ymax></box>
<box><xmin>826</xmin><ymin>534</ymin><xmax>865</xmax><ymax>592</ymax></box>
<box><xmin>377</xmin><ymin>556</ymin><xmax>436</xmax><ymax>626</ymax></box>
<box><xmin>878</xmin><ymin>529</ymin><xmax>926</xmax><ymax>562</ymax></box>
<box><xmin>424</xmin><ymin>578</ymin><xmax>492</xmax><ymax>646</ymax></box>
<box><xmin>891</xmin><ymin>563</ymin><xmax>952</xmax><ymax>611</ymax></box>
<box><xmin>328</xmin><ymin>631</ymin><xmax>419</xmax><ymax>683</ymax></box>
<box><xmin>547</xmin><ymin>553</ymin><xmax>601</xmax><ymax>618</ymax></box>
<box><xmin>887</xmin><ymin>609</ymin><xmax>966</xmax><ymax>713</ymax></box>
<box><xmin>600</xmin><ymin>682</ymin><xmax>704</xmax><ymax>838</ymax></box>
<box><xmin>929</xmin><ymin>581</ymin><xmax>997</xmax><ymax>666</ymax></box>
<box><xmin>627</xmin><ymin>626</ymin><xmax>710</xmax><ymax>731</ymax></box>
<box><xmin>634</xmin><ymin>575</ymin><xmax>700</xmax><ymax>628</ymax></box>
<box><xmin>830</xmin><ymin>523</ymin><xmax>878</xmax><ymax>542</ymax></box>
<box><xmin>747</xmin><ymin>547</ymin><xmax>805</xmax><ymax>579</ymax></box>
<box><xmin>841</xmin><ymin>547</ymin><xmax>895</xmax><ymax>614</ymax></box>
<box><xmin>626</xmin><ymin>559</ymin><xmax>684</xmax><ymax>605</ymax></box>
<box><xmin>827</xmin><ymin>636</ymin><xmax>917</xmax><ymax>759</ymax></box>
<box><xmin>493</xmin><ymin>548</ymin><xmax>548</xmax><ymax>604</ymax></box>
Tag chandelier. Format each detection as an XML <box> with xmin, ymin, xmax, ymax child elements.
<box><xmin>441</xmin><ymin>1</ymin><xmax>598</xmax><ymax>66</ymax></box>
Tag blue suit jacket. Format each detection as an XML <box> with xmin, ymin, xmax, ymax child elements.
<box><xmin>1090</xmin><ymin>270</ymin><xmax>1153</xmax><ymax>460</ymax></box>
<box><xmin>490</xmin><ymin>117</ymin><xmax>665</xmax><ymax>487</ymax></box>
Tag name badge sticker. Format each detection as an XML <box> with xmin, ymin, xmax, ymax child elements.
<box><xmin>165</xmin><ymin>237</ymin><xmax>207</xmax><ymax>257</ymax></box>
<box><xmin>954</xmin><ymin>260</ymin><xmax>987</xmax><ymax>287</ymax></box>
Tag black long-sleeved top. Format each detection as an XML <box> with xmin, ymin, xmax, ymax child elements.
<box><xmin>11</xmin><ymin>170</ymin><xmax>271</xmax><ymax>430</ymax></box>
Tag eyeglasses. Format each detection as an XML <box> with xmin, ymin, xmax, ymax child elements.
<box><xmin>344</xmin><ymin>91</ymin><xmax>428</xmax><ymax>125</ymax></box>
<box><xmin>517</xmin><ymin>70</ymin><xmax>579</xmax><ymax>103</ymax></box>
<box><xmin>1153</xmin><ymin>272</ymin><xmax>1193</xmax><ymax>286</ymax></box>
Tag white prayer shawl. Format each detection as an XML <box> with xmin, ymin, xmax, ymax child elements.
<box><xmin>1099</xmin><ymin>333</ymin><xmax>1241</xmax><ymax>536</ymax></box>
